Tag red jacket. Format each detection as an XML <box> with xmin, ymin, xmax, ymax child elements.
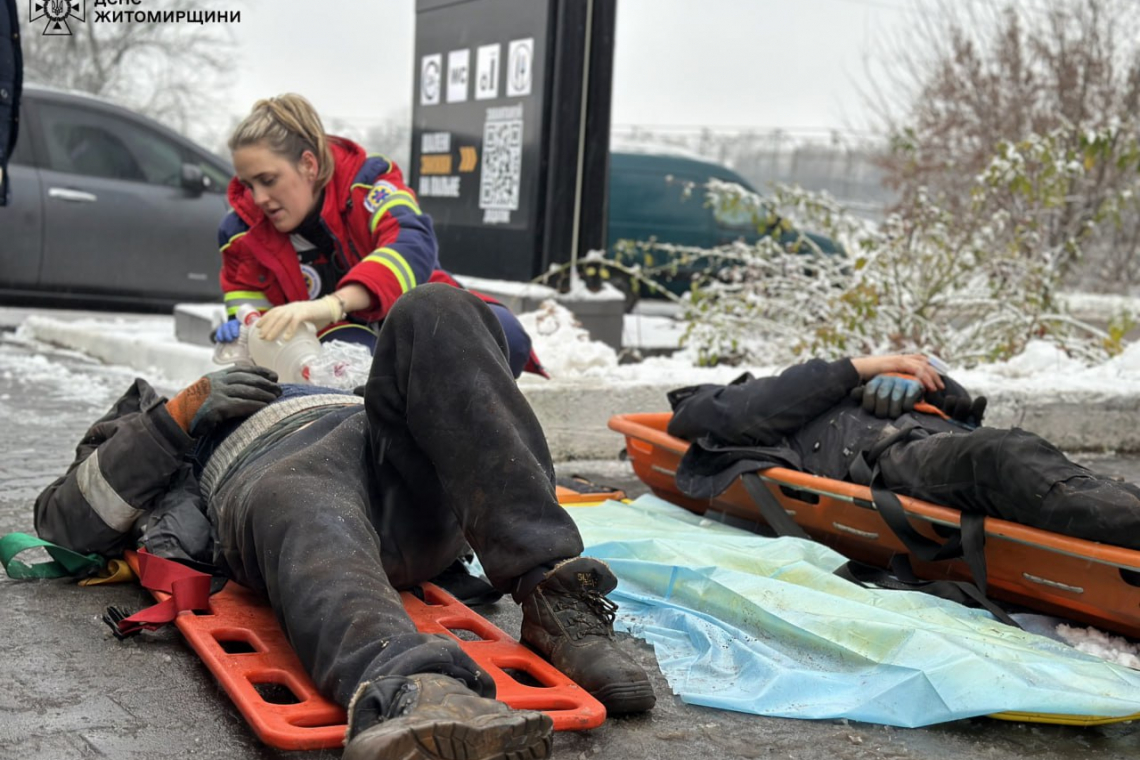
<box><xmin>217</xmin><ymin>137</ymin><xmax>440</xmax><ymax>323</ymax></box>
<box><xmin>216</xmin><ymin>137</ymin><xmax>547</xmax><ymax>377</ymax></box>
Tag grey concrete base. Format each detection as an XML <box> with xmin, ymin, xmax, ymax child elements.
<box><xmin>174</xmin><ymin>303</ymin><xmax>225</xmax><ymax>347</ymax></box>
<box><xmin>557</xmin><ymin>291</ymin><xmax>626</xmax><ymax>351</ymax></box>
<box><xmin>455</xmin><ymin>274</ymin><xmax>627</xmax><ymax>350</ymax></box>
<box><xmin>982</xmin><ymin>390</ymin><xmax>1140</xmax><ymax>452</ymax></box>
<box><xmin>523</xmin><ymin>381</ymin><xmax>675</xmax><ymax>460</ymax></box>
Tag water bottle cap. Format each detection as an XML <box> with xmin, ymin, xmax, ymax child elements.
<box><xmin>237</xmin><ymin>304</ymin><xmax>262</xmax><ymax>326</ymax></box>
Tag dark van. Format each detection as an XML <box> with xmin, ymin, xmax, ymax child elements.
<box><xmin>606</xmin><ymin>149</ymin><xmax>839</xmax><ymax>297</ymax></box>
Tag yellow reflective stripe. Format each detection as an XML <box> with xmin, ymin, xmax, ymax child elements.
<box><xmin>223</xmin><ymin>291</ymin><xmax>271</xmax><ymax>317</ymax></box>
<box><xmin>224</xmin><ymin>290</ymin><xmax>268</xmax><ymax>302</ymax></box>
<box><xmin>364</xmin><ymin>248</ymin><xmax>416</xmax><ymax>293</ymax></box>
<box><xmin>364</xmin><ymin>256</ymin><xmax>411</xmax><ymax>294</ymax></box>
<box><xmin>220</xmin><ymin>231</ymin><xmax>247</xmax><ymax>254</ymax></box>
<box><xmin>369</xmin><ymin>195</ymin><xmax>421</xmax><ymax>234</ymax></box>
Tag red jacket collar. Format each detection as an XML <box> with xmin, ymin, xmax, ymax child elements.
<box><xmin>225</xmin><ymin>137</ymin><xmax>369</xmax><ymax>228</ymax></box>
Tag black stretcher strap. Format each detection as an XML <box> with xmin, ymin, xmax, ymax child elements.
<box><xmin>739</xmin><ymin>465</ymin><xmax>1018</xmax><ymax>629</ymax></box>
<box><xmin>837</xmin><ymin>556</ymin><xmax>1018</xmax><ymax>628</ymax></box>
<box><xmin>741</xmin><ymin>472</ymin><xmax>812</xmax><ymax>541</ymax></box>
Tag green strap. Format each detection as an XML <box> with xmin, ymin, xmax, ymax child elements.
<box><xmin>0</xmin><ymin>533</ymin><xmax>105</xmax><ymax>579</ymax></box>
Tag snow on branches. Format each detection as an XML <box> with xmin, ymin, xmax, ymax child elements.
<box><xmin>680</xmin><ymin>126</ymin><xmax>1139</xmax><ymax>367</ymax></box>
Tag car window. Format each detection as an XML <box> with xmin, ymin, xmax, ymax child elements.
<box><xmin>188</xmin><ymin>152</ymin><xmax>231</xmax><ymax>194</ymax></box>
<box><xmin>39</xmin><ymin>102</ymin><xmax>184</xmax><ymax>187</ymax></box>
<box><xmin>610</xmin><ymin>168</ymin><xmax>712</xmax><ymax>228</ymax></box>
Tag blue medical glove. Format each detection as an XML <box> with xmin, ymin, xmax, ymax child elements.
<box><xmin>214</xmin><ymin>319</ymin><xmax>241</xmax><ymax>343</ymax></box>
<box><xmin>862</xmin><ymin>373</ymin><xmax>922</xmax><ymax>419</ymax></box>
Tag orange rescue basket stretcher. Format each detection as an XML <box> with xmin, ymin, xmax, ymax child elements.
<box><xmin>122</xmin><ymin>483</ymin><xmax>614</xmax><ymax>752</ymax></box>
<box><xmin>609</xmin><ymin>412</ymin><xmax>1140</xmax><ymax>640</ymax></box>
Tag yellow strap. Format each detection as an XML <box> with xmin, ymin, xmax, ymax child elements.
<box><xmin>78</xmin><ymin>558</ymin><xmax>136</xmax><ymax>586</ymax></box>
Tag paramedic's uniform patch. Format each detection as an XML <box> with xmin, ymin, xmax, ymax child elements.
<box><xmin>364</xmin><ymin>181</ymin><xmax>400</xmax><ymax>213</ymax></box>
<box><xmin>300</xmin><ymin>263</ymin><xmax>322</xmax><ymax>299</ymax></box>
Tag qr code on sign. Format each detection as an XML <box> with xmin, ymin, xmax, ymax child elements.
<box><xmin>479</xmin><ymin>119</ymin><xmax>522</xmax><ymax>210</ymax></box>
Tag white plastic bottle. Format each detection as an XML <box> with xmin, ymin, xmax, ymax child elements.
<box><xmin>248</xmin><ymin>320</ymin><xmax>322</xmax><ymax>384</ymax></box>
<box><xmin>211</xmin><ymin>305</ymin><xmax>263</xmax><ymax>367</ymax></box>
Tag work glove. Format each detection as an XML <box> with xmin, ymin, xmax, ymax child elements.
<box><xmin>214</xmin><ymin>319</ymin><xmax>242</xmax><ymax>343</ymax></box>
<box><xmin>861</xmin><ymin>373</ymin><xmax>922</xmax><ymax>419</ymax></box>
<box><xmin>165</xmin><ymin>366</ymin><xmax>282</xmax><ymax>437</ymax></box>
<box><xmin>256</xmin><ymin>295</ymin><xmax>344</xmax><ymax>342</ymax></box>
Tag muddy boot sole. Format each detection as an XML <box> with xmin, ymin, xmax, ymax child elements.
<box><xmin>344</xmin><ymin>710</ymin><xmax>553</xmax><ymax>760</ymax></box>
<box><xmin>590</xmin><ymin>680</ymin><xmax>657</xmax><ymax>715</ymax></box>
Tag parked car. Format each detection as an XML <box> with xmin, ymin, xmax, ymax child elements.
<box><xmin>0</xmin><ymin>85</ymin><xmax>233</xmax><ymax>310</ymax></box>
<box><xmin>605</xmin><ymin>149</ymin><xmax>840</xmax><ymax>299</ymax></box>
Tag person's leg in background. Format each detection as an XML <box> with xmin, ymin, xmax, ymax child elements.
<box><xmin>878</xmin><ymin>426</ymin><xmax>1140</xmax><ymax>549</ymax></box>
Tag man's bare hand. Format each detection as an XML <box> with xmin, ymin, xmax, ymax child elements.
<box><xmin>850</xmin><ymin>354</ymin><xmax>945</xmax><ymax>392</ymax></box>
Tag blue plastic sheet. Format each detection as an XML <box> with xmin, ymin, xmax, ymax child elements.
<box><xmin>569</xmin><ymin>495</ymin><xmax>1140</xmax><ymax>727</ymax></box>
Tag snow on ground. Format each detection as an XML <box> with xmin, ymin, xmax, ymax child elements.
<box><xmin>453</xmin><ymin>274</ymin><xmax>561</xmax><ymax>301</ymax></box>
<box><xmin>1057</xmin><ymin>624</ymin><xmax>1140</xmax><ymax>670</ymax></box>
<box><xmin>519</xmin><ymin>301</ymin><xmax>777</xmax><ymax>386</ymax></box>
<box><xmin>955</xmin><ymin>339</ymin><xmax>1140</xmax><ymax>395</ymax></box>
<box><xmin>524</xmin><ymin>299</ymin><xmax>1140</xmax><ymax>395</ymax></box>
<box><xmin>11</xmin><ymin>317</ymin><xmax>192</xmax><ymax>394</ymax></box>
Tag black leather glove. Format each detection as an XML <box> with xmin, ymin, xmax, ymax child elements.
<box><xmin>939</xmin><ymin>394</ymin><xmax>987</xmax><ymax>428</ymax></box>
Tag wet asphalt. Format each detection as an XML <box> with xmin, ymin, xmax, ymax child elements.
<box><xmin>3</xmin><ymin>330</ymin><xmax>1140</xmax><ymax>759</ymax></box>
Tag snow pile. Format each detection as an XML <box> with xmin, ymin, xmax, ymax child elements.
<box><xmin>956</xmin><ymin>339</ymin><xmax>1140</xmax><ymax>395</ymax></box>
<box><xmin>1056</xmin><ymin>624</ymin><xmax>1140</xmax><ymax>670</ymax></box>
<box><xmin>519</xmin><ymin>301</ymin><xmax>620</xmax><ymax>378</ymax></box>
<box><xmin>521</xmin><ymin>300</ymin><xmax>778</xmax><ymax>386</ymax></box>
<box><xmin>455</xmin><ymin>274</ymin><xmax>559</xmax><ymax>301</ymax></box>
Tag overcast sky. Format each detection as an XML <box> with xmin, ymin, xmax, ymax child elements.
<box><xmin>226</xmin><ymin>0</ymin><xmax>911</xmax><ymax>137</ymax></box>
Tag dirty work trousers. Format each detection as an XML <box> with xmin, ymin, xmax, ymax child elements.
<box><xmin>877</xmin><ymin>426</ymin><xmax>1140</xmax><ymax>549</ymax></box>
<box><xmin>208</xmin><ymin>284</ymin><xmax>585</xmax><ymax>708</ymax></box>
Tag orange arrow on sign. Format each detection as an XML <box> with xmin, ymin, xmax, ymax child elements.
<box><xmin>459</xmin><ymin>146</ymin><xmax>479</xmax><ymax>173</ymax></box>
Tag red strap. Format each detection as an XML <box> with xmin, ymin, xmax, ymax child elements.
<box><xmin>116</xmin><ymin>549</ymin><xmax>212</xmax><ymax>636</ymax></box>
<box><xmin>524</xmin><ymin>349</ymin><xmax>550</xmax><ymax>379</ymax></box>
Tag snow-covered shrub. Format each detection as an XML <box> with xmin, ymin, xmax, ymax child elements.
<box><xmin>681</xmin><ymin>125</ymin><xmax>1139</xmax><ymax>367</ymax></box>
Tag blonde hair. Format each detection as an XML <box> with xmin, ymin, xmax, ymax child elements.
<box><xmin>228</xmin><ymin>94</ymin><xmax>335</xmax><ymax>189</ymax></box>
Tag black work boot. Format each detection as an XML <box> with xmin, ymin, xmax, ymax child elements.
<box><xmin>343</xmin><ymin>674</ymin><xmax>552</xmax><ymax>760</ymax></box>
<box><xmin>520</xmin><ymin>557</ymin><xmax>656</xmax><ymax>714</ymax></box>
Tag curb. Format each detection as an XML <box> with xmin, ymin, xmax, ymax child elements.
<box><xmin>18</xmin><ymin>315</ymin><xmax>1140</xmax><ymax>458</ymax></box>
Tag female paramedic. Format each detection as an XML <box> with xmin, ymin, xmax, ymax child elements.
<box><xmin>213</xmin><ymin>93</ymin><xmax>538</xmax><ymax>377</ymax></box>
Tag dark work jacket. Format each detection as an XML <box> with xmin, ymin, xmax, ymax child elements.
<box><xmin>666</xmin><ymin>358</ymin><xmax>967</xmax><ymax>499</ymax></box>
<box><xmin>0</xmin><ymin>0</ymin><xmax>22</xmax><ymax>206</ymax></box>
<box><xmin>34</xmin><ymin>379</ymin><xmax>213</xmax><ymax>565</ymax></box>
<box><xmin>34</xmin><ymin>380</ymin><xmax>354</xmax><ymax>569</ymax></box>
